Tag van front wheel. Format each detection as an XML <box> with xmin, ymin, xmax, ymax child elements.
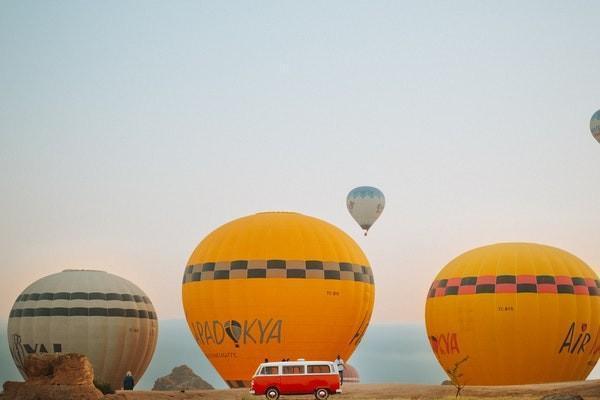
<box><xmin>265</xmin><ymin>387</ymin><xmax>280</xmax><ymax>400</ymax></box>
<box><xmin>314</xmin><ymin>388</ymin><xmax>329</xmax><ymax>400</ymax></box>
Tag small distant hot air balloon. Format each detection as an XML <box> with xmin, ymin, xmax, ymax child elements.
<box><xmin>591</xmin><ymin>109</ymin><xmax>600</xmax><ymax>143</ymax></box>
<box><xmin>346</xmin><ymin>186</ymin><xmax>385</xmax><ymax>236</ymax></box>
<box><xmin>8</xmin><ymin>270</ymin><xmax>158</xmax><ymax>390</ymax></box>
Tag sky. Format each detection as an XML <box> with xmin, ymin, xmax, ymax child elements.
<box><xmin>1</xmin><ymin>1</ymin><xmax>599</xmax><ymax>325</ymax></box>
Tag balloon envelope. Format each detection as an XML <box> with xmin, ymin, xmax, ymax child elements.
<box><xmin>7</xmin><ymin>270</ymin><xmax>158</xmax><ymax>389</ymax></box>
<box><xmin>182</xmin><ymin>212</ymin><xmax>375</xmax><ymax>388</ymax></box>
<box><xmin>425</xmin><ymin>243</ymin><xmax>600</xmax><ymax>385</ymax></box>
<box><xmin>343</xmin><ymin>363</ymin><xmax>360</xmax><ymax>383</ymax></box>
<box><xmin>346</xmin><ymin>186</ymin><xmax>385</xmax><ymax>235</ymax></box>
<box><xmin>591</xmin><ymin>109</ymin><xmax>600</xmax><ymax>143</ymax></box>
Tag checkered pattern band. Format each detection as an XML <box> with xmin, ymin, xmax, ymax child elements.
<box><xmin>182</xmin><ymin>260</ymin><xmax>374</xmax><ymax>285</ymax></box>
<box><xmin>428</xmin><ymin>275</ymin><xmax>600</xmax><ymax>298</ymax></box>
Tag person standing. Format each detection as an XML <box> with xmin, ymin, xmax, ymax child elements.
<box><xmin>123</xmin><ymin>371</ymin><xmax>135</xmax><ymax>390</ymax></box>
<box><xmin>334</xmin><ymin>355</ymin><xmax>345</xmax><ymax>385</ymax></box>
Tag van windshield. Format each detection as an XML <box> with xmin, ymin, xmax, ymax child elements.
<box><xmin>307</xmin><ymin>365</ymin><xmax>331</xmax><ymax>373</ymax></box>
<box><xmin>260</xmin><ymin>366</ymin><xmax>279</xmax><ymax>375</ymax></box>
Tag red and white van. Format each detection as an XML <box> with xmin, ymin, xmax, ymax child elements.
<box><xmin>250</xmin><ymin>359</ymin><xmax>342</xmax><ymax>400</ymax></box>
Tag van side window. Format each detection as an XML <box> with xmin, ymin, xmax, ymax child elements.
<box><xmin>307</xmin><ymin>365</ymin><xmax>331</xmax><ymax>374</ymax></box>
<box><xmin>261</xmin><ymin>366</ymin><xmax>279</xmax><ymax>375</ymax></box>
<box><xmin>282</xmin><ymin>365</ymin><xmax>305</xmax><ymax>374</ymax></box>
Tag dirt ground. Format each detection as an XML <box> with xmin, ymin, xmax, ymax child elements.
<box><xmin>102</xmin><ymin>380</ymin><xmax>600</xmax><ymax>400</ymax></box>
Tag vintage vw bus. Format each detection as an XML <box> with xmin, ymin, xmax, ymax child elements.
<box><xmin>250</xmin><ymin>359</ymin><xmax>342</xmax><ymax>399</ymax></box>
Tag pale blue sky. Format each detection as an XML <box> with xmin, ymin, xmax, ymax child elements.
<box><xmin>1</xmin><ymin>1</ymin><xmax>599</xmax><ymax>323</ymax></box>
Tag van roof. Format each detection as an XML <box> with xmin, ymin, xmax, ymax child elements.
<box><xmin>260</xmin><ymin>361</ymin><xmax>334</xmax><ymax>367</ymax></box>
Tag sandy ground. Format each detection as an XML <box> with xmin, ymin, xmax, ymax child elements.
<box><xmin>102</xmin><ymin>380</ymin><xmax>600</xmax><ymax>400</ymax></box>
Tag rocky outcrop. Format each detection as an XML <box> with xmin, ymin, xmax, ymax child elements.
<box><xmin>540</xmin><ymin>395</ymin><xmax>584</xmax><ymax>400</ymax></box>
<box><xmin>1</xmin><ymin>381</ymin><xmax>103</xmax><ymax>400</ymax></box>
<box><xmin>152</xmin><ymin>365</ymin><xmax>213</xmax><ymax>391</ymax></box>
<box><xmin>1</xmin><ymin>353</ymin><xmax>103</xmax><ymax>400</ymax></box>
<box><xmin>23</xmin><ymin>353</ymin><xmax>95</xmax><ymax>385</ymax></box>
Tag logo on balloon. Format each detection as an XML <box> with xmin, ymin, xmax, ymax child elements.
<box><xmin>192</xmin><ymin>318</ymin><xmax>283</xmax><ymax>347</ymax></box>
<box><xmin>224</xmin><ymin>320</ymin><xmax>242</xmax><ymax>347</ymax></box>
<box><xmin>9</xmin><ymin>334</ymin><xmax>63</xmax><ymax>375</ymax></box>
<box><xmin>9</xmin><ymin>335</ymin><xmax>26</xmax><ymax>375</ymax></box>
<box><xmin>347</xmin><ymin>201</ymin><xmax>354</xmax><ymax>211</ymax></box>
<box><xmin>559</xmin><ymin>322</ymin><xmax>593</xmax><ymax>355</ymax></box>
<box><xmin>429</xmin><ymin>333</ymin><xmax>460</xmax><ymax>355</ymax></box>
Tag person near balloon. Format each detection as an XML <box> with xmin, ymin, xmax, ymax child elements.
<box><xmin>123</xmin><ymin>371</ymin><xmax>135</xmax><ymax>390</ymax></box>
<box><xmin>334</xmin><ymin>355</ymin><xmax>345</xmax><ymax>385</ymax></box>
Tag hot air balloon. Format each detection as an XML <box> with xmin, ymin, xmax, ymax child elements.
<box><xmin>7</xmin><ymin>270</ymin><xmax>158</xmax><ymax>390</ymax></box>
<box><xmin>591</xmin><ymin>109</ymin><xmax>600</xmax><ymax>143</ymax></box>
<box><xmin>425</xmin><ymin>243</ymin><xmax>600</xmax><ymax>386</ymax></box>
<box><xmin>343</xmin><ymin>364</ymin><xmax>360</xmax><ymax>383</ymax></box>
<box><xmin>346</xmin><ymin>186</ymin><xmax>385</xmax><ymax>236</ymax></box>
<box><xmin>182</xmin><ymin>212</ymin><xmax>375</xmax><ymax>388</ymax></box>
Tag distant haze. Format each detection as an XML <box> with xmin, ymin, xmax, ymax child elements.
<box><xmin>0</xmin><ymin>321</ymin><xmax>446</xmax><ymax>388</ymax></box>
<box><xmin>3</xmin><ymin>321</ymin><xmax>600</xmax><ymax>389</ymax></box>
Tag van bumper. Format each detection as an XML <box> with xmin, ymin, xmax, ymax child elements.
<box><xmin>336</xmin><ymin>388</ymin><xmax>342</xmax><ymax>394</ymax></box>
<box><xmin>249</xmin><ymin>390</ymin><xmax>255</xmax><ymax>394</ymax></box>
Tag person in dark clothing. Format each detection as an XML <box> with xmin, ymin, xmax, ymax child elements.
<box><xmin>123</xmin><ymin>371</ymin><xmax>134</xmax><ymax>390</ymax></box>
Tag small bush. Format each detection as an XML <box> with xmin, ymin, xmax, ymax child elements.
<box><xmin>93</xmin><ymin>380</ymin><xmax>115</xmax><ymax>395</ymax></box>
<box><xmin>445</xmin><ymin>356</ymin><xmax>469</xmax><ymax>398</ymax></box>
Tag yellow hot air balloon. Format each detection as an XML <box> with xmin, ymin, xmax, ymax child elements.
<box><xmin>425</xmin><ymin>243</ymin><xmax>600</xmax><ymax>386</ymax></box>
<box><xmin>182</xmin><ymin>212</ymin><xmax>375</xmax><ymax>388</ymax></box>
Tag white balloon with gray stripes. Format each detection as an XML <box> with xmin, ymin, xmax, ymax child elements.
<box><xmin>346</xmin><ymin>186</ymin><xmax>385</xmax><ymax>236</ymax></box>
<box><xmin>7</xmin><ymin>269</ymin><xmax>158</xmax><ymax>390</ymax></box>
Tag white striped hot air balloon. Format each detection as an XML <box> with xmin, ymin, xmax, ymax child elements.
<box><xmin>591</xmin><ymin>109</ymin><xmax>600</xmax><ymax>144</ymax></box>
<box><xmin>7</xmin><ymin>269</ymin><xmax>158</xmax><ymax>390</ymax></box>
<box><xmin>346</xmin><ymin>186</ymin><xmax>385</xmax><ymax>236</ymax></box>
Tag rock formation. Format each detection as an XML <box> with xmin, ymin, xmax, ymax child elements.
<box><xmin>0</xmin><ymin>353</ymin><xmax>103</xmax><ymax>400</ymax></box>
<box><xmin>23</xmin><ymin>353</ymin><xmax>96</xmax><ymax>385</ymax></box>
<box><xmin>152</xmin><ymin>365</ymin><xmax>213</xmax><ymax>391</ymax></box>
<box><xmin>540</xmin><ymin>395</ymin><xmax>584</xmax><ymax>400</ymax></box>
